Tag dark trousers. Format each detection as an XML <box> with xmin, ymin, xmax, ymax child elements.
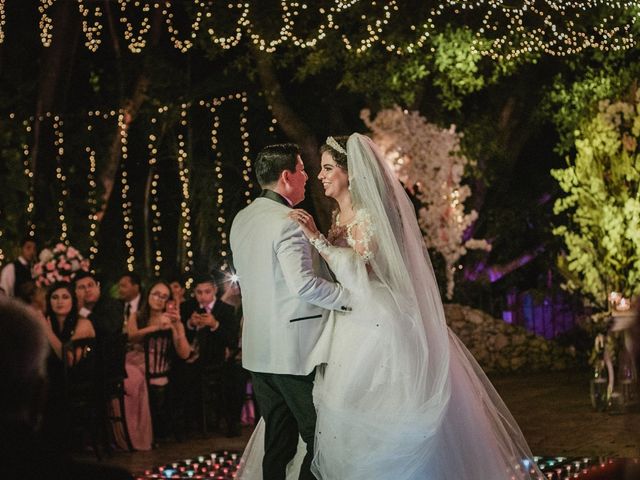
<box><xmin>251</xmin><ymin>371</ymin><xmax>317</xmax><ymax>480</ymax></box>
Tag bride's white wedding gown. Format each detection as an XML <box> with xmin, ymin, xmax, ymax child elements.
<box><xmin>238</xmin><ymin>209</ymin><xmax>541</xmax><ymax>480</ymax></box>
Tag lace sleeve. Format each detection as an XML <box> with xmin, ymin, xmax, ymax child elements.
<box><xmin>347</xmin><ymin>209</ymin><xmax>375</xmax><ymax>262</ymax></box>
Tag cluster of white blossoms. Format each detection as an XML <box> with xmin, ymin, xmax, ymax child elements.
<box><xmin>361</xmin><ymin>106</ymin><xmax>490</xmax><ymax>299</ymax></box>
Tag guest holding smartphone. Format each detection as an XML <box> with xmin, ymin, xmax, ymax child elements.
<box><xmin>173</xmin><ymin>273</ymin><xmax>239</xmax><ymax>436</ymax></box>
<box><xmin>116</xmin><ymin>281</ymin><xmax>190</xmax><ymax>448</ymax></box>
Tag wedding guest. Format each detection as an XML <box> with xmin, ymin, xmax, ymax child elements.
<box><xmin>0</xmin><ymin>296</ymin><xmax>131</xmax><ymax>480</ymax></box>
<box><xmin>74</xmin><ymin>270</ymin><xmax>123</xmax><ymax>338</ymax></box>
<box><xmin>217</xmin><ymin>274</ymin><xmax>244</xmax><ymax>437</ymax></box>
<box><xmin>0</xmin><ymin>236</ymin><xmax>37</xmax><ymax>297</ymax></box>
<box><xmin>42</xmin><ymin>281</ymin><xmax>95</xmax><ymax>358</ymax></box>
<box><xmin>174</xmin><ymin>273</ymin><xmax>239</xmax><ymax>435</ymax></box>
<box><xmin>169</xmin><ymin>275</ymin><xmax>187</xmax><ymax>305</ymax></box>
<box><xmin>39</xmin><ymin>282</ymin><xmax>95</xmax><ymax>453</ymax></box>
<box><xmin>125</xmin><ymin>281</ymin><xmax>190</xmax><ymax>443</ymax></box>
<box><xmin>118</xmin><ymin>272</ymin><xmax>142</xmax><ymax>329</ymax></box>
<box><xmin>17</xmin><ymin>280</ymin><xmax>47</xmax><ymax>315</ymax></box>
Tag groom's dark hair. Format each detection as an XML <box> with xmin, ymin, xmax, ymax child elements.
<box><xmin>255</xmin><ymin>143</ymin><xmax>301</xmax><ymax>187</ymax></box>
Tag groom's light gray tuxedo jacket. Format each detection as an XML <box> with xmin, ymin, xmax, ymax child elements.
<box><xmin>230</xmin><ymin>190</ymin><xmax>351</xmax><ymax>376</ymax></box>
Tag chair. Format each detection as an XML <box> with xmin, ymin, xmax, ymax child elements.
<box><xmin>101</xmin><ymin>333</ymin><xmax>134</xmax><ymax>452</ymax></box>
<box><xmin>143</xmin><ymin>329</ymin><xmax>175</xmax><ymax>441</ymax></box>
<box><xmin>62</xmin><ymin>337</ymin><xmax>102</xmax><ymax>459</ymax></box>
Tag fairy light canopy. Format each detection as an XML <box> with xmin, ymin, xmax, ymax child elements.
<box><xmin>0</xmin><ymin>1</ymin><xmax>637</xmax><ymax>60</ymax></box>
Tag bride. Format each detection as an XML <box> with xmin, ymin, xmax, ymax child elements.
<box><xmin>238</xmin><ymin>133</ymin><xmax>542</xmax><ymax>479</ymax></box>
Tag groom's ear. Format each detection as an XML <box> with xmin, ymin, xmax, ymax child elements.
<box><xmin>280</xmin><ymin>169</ymin><xmax>292</xmax><ymax>186</ymax></box>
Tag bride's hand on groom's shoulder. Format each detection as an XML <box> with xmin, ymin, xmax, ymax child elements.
<box><xmin>288</xmin><ymin>209</ymin><xmax>320</xmax><ymax>240</ymax></box>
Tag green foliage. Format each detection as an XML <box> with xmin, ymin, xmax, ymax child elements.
<box><xmin>430</xmin><ymin>27</ymin><xmax>525</xmax><ymax>110</ymax></box>
<box><xmin>294</xmin><ymin>25</ymin><xmax>526</xmax><ymax>110</ymax></box>
<box><xmin>552</xmin><ymin>92</ymin><xmax>640</xmax><ymax>305</ymax></box>
<box><xmin>542</xmin><ymin>52</ymin><xmax>640</xmax><ymax>155</ymax></box>
<box><xmin>0</xmin><ymin>119</ymin><xmax>31</xmax><ymax>266</ymax></box>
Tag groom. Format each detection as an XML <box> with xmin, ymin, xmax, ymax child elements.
<box><xmin>230</xmin><ymin>143</ymin><xmax>351</xmax><ymax>480</ymax></box>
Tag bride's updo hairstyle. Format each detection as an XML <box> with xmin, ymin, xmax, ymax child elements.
<box><xmin>320</xmin><ymin>136</ymin><xmax>349</xmax><ymax>171</ymax></box>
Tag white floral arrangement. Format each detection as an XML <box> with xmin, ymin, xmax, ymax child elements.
<box><xmin>361</xmin><ymin>106</ymin><xmax>490</xmax><ymax>299</ymax></box>
<box><xmin>33</xmin><ymin>243</ymin><xmax>90</xmax><ymax>287</ymax></box>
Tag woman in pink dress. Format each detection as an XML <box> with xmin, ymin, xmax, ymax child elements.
<box><xmin>115</xmin><ymin>281</ymin><xmax>190</xmax><ymax>450</ymax></box>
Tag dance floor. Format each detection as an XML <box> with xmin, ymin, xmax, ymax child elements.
<box><xmin>132</xmin><ymin>453</ymin><xmax>640</xmax><ymax>479</ymax></box>
<box><xmin>77</xmin><ymin>371</ymin><xmax>640</xmax><ymax>479</ymax></box>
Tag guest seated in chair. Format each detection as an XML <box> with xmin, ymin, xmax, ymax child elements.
<box><xmin>74</xmin><ymin>270</ymin><xmax>123</xmax><ymax>339</ymax></box>
<box><xmin>169</xmin><ymin>275</ymin><xmax>187</xmax><ymax>306</ymax></box>
<box><xmin>38</xmin><ymin>281</ymin><xmax>95</xmax><ymax>453</ymax></box>
<box><xmin>125</xmin><ymin>281</ymin><xmax>190</xmax><ymax>444</ymax></box>
<box><xmin>41</xmin><ymin>281</ymin><xmax>95</xmax><ymax>359</ymax></box>
<box><xmin>174</xmin><ymin>273</ymin><xmax>240</xmax><ymax>436</ymax></box>
<box><xmin>0</xmin><ymin>296</ymin><xmax>131</xmax><ymax>479</ymax></box>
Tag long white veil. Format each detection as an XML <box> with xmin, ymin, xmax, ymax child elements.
<box><xmin>237</xmin><ymin>133</ymin><xmax>543</xmax><ymax>480</ymax></box>
<box><xmin>337</xmin><ymin>133</ymin><xmax>542</xmax><ymax>479</ymax></box>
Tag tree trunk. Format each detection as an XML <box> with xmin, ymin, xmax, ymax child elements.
<box><xmin>252</xmin><ymin>49</ymin><xmax>333</xmax><ymax>228</ymax></box>
<box><xmin>32</xmin><ymin>1</ymin><xmax>80</xmax><ymax>240</ymax></box>
<box><xmin>96</xmin><ymin>8</ymin><xmax>163</xmax><ymax>223</ymax></box>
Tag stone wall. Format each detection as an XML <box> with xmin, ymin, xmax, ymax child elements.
<box><xmin>444</xmin><ymin>303</ymin><xmax>576</xmax><ymax>373</ymax></box>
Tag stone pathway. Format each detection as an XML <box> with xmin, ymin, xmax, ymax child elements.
<box><xmin>490</xmin><ymin>370</ymin><xmax>640</xmax><ymax>457</ymax></box>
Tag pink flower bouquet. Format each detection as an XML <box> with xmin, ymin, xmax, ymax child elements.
<box><xmin>33</xmin><ymin>243</ymin><xmax>90</xmax><ymax>287</ymax></box>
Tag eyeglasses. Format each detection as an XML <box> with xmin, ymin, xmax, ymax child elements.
<box><xmin>150</xmin><ymin>292</ymin><xmax>170</xmax><ymax>301</ymax></box>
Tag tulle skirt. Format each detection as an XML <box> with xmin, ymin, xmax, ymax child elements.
<box><xmin>238</xmin><ymin>281</ymin><xmax>541</xmax><ymax>480</ymax></box>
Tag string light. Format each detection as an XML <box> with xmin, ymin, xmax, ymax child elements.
<box><xmin>52</xmin><ymin>116</ymin><xmax>69</xmax><ymax>243</ymax></box>
<box><xmin>85</xmin><ymin>110</ymin><xmax>110</xmax><ymax>261</ymax></box>
<box><xmin>161</xmin><ymin>0</ymin><xmax>203</xmax><ymax>53</ymax></box>
<box><xmin>176</xmin><ymin>105</ymin><xmax>194</xmax><ymax>278</ymax></box>
<box><xmin>21</xmin><ymin>118</ymin><xmax>36</xmax><ymax>238</ymax></box>
<box><xmin>5</xmin><ymin>94</ymin><xmax>257</xmax><ymax>274</ymax></box>
<box><xmin>461</xmin><ymin>0</ymin><xmax>640</xmax><ymax>60</ymax></box>
<box><xmin>239</xmin><ymin>93</ymin><xmax>254</xmax><ymax>204</ymax></box>
<box><xmin>118</xmin><ymin>0</ymin><xmax>153</xmax><ymax>53</ymax></box>
<box><xmin>78</xmin><ymin>0</ymin><xmax>103</xmax><ymax>52</ymax></box>
<box><xmin>201</xmin><ymin>93</ymin><xmax>248</xmax><ymax>261</ymax></box>
<box><xmin>208</xmin><ymin>99</ymin><xmax>226</xmax><ymax>259</ymax></box>
<box><xmin>147</xmin><ymin>115</ymin><xmax>163</xmax><ymax>277</ymax></box>
<box><xmin>151</xmin><ymin>170</ymin><xmax>162</xmax><ymax>277</ymax></box>
<box><xmin>118</xmin><ymin>110</ymin><xmax>136</xmax><ymax>271</ymax></box>
<box><xmin>0</xmin><ymin>0</ymin><xmax>6</xmax><ymax>44</ymax></box>
<box><xmin>12</xmin><ymin>0</ymin><xmax>638</xmax><ymax>60</ymax></box>
<box><xmin>38</xmin><ymin>0</ymin><xmax>54</xmax><ymax>47</ymax></box>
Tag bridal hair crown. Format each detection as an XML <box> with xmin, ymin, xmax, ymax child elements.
<box><xmin>326</xmin><ymin>136</ymin><xmax>347</xmax><ymax>155</ymax></box>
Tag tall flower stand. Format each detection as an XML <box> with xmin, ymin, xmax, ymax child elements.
<box><xmin>605</xmin><ymin>309</ymin><xmax>637</xmax><ymax>413</ymax></box>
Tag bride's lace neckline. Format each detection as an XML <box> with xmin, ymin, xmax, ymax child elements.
<box><xmin>327</xmin><ymin>209</ymin><xmax>374</xmax><ymax>261</ymax></box>
<box><xmin>335</xmin><ymin>210</ymin><xmax>357</xmax><ymax>227</ymax></box>
<box><xmin>327</xmin><ymin>210</ymin><xmax>348</xmax><ymax>245</ymax></box>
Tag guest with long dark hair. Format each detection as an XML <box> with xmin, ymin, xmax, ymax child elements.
<box><xmin>118</xmin><ymin>281</ymin><xmax>190</xmax><ymax>447</ymax></box>
<box><xmin>37</xmin><ymin>282</ymin><xmax>95</xmax><ymax>456</ymax></box>
<box><xmin>42</xmin><ymin>281</ymin><xmax>95</xmax><ymax>358</ymax></box>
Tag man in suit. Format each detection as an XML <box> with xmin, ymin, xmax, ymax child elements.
<box><xmin>117</xmin><ymin>272</ymin><xmax>142</xmax><ymax>329</ymax></box>
<box><xmin>230</xmin><ymin>143</ymin><xmax>351</xmax><ymax>480</ymax></box>
<box><xmin>0</xmin><ymin>236</ymin><xmax>37</xmax><ymax>298</ymax></box>
<box><xmin>175</xmin><ymin>274</ymin><xmax>240</xmax><ymax>436</ymax></box>
<box><xmin>74</xmin><ymin>270</ymin><xmax>123</xmax><ymax>339</ymax></box>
